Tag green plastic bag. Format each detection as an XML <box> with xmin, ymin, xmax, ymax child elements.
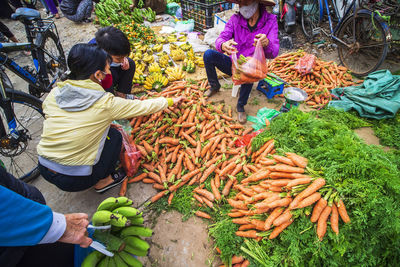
<box><xmin>247</xmin><ymin>107</ymin><xmax>280</xmax><ymax>130</ymax></box>
<box><xmin>166</xmin><ymin>3</ymin><xmax>180</xmax><ymax>16</ymax></box>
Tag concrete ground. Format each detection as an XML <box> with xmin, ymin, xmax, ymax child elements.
<box><xmin>2</xmin><ymin>7</ymin><xmax>398</xmax><ymax>266</ymax></box>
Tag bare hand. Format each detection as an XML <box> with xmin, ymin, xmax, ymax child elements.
<box><xmin>121</xmin><ymin>57</ymin><xmax>130</xmax><ymax>70</ymax></box>
<box><xmin>254</xmin><ymin>34</ymin><xmax>269</xmax><ymax>47</ymax></box>
<box><xmin>58</xmin><ymin>213</ymin><xmax>92</xmax><ymax>248</ymax></box>
<box><xmin>222</xmin><ymin>40</ymin><xmax>238</xmax><ymax>55</ymax></box>
<box><xmin>172</xmin><ymin>96</ymin><xmax>185</xmax><ymax>105</ymax></box>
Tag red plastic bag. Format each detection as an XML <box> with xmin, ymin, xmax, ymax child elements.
<box><xmin>231</xmin><ymin>40</ymin><xmax>268</xmax><ymax>85</ymax></box>
<box><xmin>294</xmin><ymin>54</ymin><xmax>316</xmax><ymax>75</ymax></box>
<box><xmin>113</xmin><ymin>125</ymin><xmax>142</xmax><ymax>177</ymax></box>
<box><xmin>235</xmin><ymin>129</ymin><xmax>265</xmax><ymax>147</ymax></box>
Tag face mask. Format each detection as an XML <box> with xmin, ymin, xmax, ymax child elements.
<box><xmin>110</xmin><ymin>62</ymin><xmax>122</xmax><ymax>67</ymax></box>
<box><xmin>99</xmin><ymin>72</ymin><xmax>113</xmax><ymax>89</ymax></box>
<box><xmin>239</xmin><ymin>1</ymin><xmax>258</xmax><ymax>19</ymax></box>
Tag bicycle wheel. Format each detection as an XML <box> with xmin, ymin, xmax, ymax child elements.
<box><xmin>337</xmin><ymin>12</ymin><xmax>389</xmax><ymax>76</ymax></box>
<box><xmin>0</xmin><ymin>88</ymin><xmax>44</xmax><ymax>182</ymax></box>
<box><xmin>35</xmin><ymin>30</ymin><xmax>67</xmax><ymax>95</ymax></box>
<box><xmin>301</xmin><ymin>0</ymin><xmax>323</xmax><ymax>40</ymax></box>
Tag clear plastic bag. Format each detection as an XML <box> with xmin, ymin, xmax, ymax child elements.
<box><xmin>294</xmin><ymin>54</ymin><xmax>316</xmax><ymax>75</ymax></box>
<box><xmin>112</xmin><ymin>124</ymin><xmax>142</xmax><ymax>177</ymax></box>
<box><xmin>231</xmin><ymin>39</ymin><xmax>268</xmax><ymax>85</ymax></box>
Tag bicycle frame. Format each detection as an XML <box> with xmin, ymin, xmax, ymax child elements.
<box><xmin>0</xmin><ymin>71</ymin><xmax>18</xmax><ymax>140</ymax></box>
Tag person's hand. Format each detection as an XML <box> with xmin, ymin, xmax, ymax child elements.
<box><xmin>222</xmin><ymin>40</ymin><xmax>238</xmax><ymax>55</ymax></box>
<box><xmin>172</xmin><ymin>96</ymin><xmax>185</xmax><ymax>105</ymax></box>
<box><xmin>121</xmin><ymin>57</ymin><xmax>130</xmax><ymax>70</ymax></box>
<box><xmin>254</xmin><ymin>34</ymin><xmax>269</xmax><ymax>47</ymax></box>
<box><xmin>58</xmin><ymin>213</ymin><xmax>92</xmax><ymax>248</ymax></box>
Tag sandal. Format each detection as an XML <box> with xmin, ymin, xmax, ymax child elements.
<box><xmin>95</xmin><ymin>168</ymin><xmax>127</xmax><ymax>193</ymax></box>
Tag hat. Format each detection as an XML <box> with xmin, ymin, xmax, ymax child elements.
<box><xmin>226</xmin><ymin>0</ymin><xmax>276</xmax><ymax>6</ymax></box>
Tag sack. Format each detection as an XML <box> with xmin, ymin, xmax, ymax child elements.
<box><xmin>231</xmin><ymin>39</ymin><xmax>268</xmax><ymax>85</ymax></box>
<box><xmin>294</xmin><ymin>54</ymin><xmax>316</xmax><ymax>75</ymax></box>
<box><xmin>113</xmin><ymin>124</ymin><xmax>142</xmax><ymax>177</ymax></box>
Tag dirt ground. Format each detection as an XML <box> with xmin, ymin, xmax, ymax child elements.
<box><xmin>1</xmin><ymin>6</ymin><xmax>398</xmax><ymax>266</ymax></box>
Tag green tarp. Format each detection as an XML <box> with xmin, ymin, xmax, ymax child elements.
<box><xmin>329</xmin><ymin>70</ymin><xmax>400</xmax><ymax>119</ymax></box>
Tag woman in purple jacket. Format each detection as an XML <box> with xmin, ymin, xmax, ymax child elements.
<box><xmin>203</xmin><ymin>0</ymin><xmax>279</xmax><ymax>124</ymax></box>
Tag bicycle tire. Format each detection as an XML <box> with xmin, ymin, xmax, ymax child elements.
<box><xmin>337</xmin><ymin>11</ymin><xmax>389</xmax><ymax>76</ymax></box>
<box><xmin>284</xmin><ymin>13</ymin><xmax>296</xmax><ymax>34</ymax></box>
<box><xmin>301</xmin><ymin>0</ymin><xmax>323</xmax><ymax>40</ymax></box>
<box><xmin>1</xmin><ymin>89</ymin><xmax>44</xmax><ymax>182</ymax></box>
<box><xmin>35</xmin><ymin>30</ymin><xmax>67</xmax><ymax>94</ymax></box>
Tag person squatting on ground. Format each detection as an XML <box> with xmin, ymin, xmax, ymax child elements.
<box><xmin>60</xmin><ymin>0</ymin><xmax>94</xmax><ymax>22</ymax></box>
<box><xmin>37</xmin><ymin>43</ymin><xmax>183</xmax><ymax>193</ymax></box>
<box><xmin>0</xmin><ymin>166</ymin><xmax>91</xmax><ymax>267</ymax></box>
<box><xmin>203</xmin><ymin>0</ymin><xmax>279</xmax><ymax>124</ymax></box>
<box><xmin>90</xmin><ymin>26</ymin><xmax>136</xmax><ymax>99</ymax></box>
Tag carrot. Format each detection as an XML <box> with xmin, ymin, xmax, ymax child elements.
<box><xmin>259</xmin><ymin>158</ymin><xmax>276</xmax><ymax>166</ymax></box>
<box><xmin>184</xmin><ymin>153</ymin><xmax>195</xmax><ymax>171</ymax></box>
<box><xmin>241</xmin><ymin>170</ymin><xmax>270</xmax><ymax>184</ymax></box>
<box><xmin>151</xmin><ymin>190</ymin><xmax>168</xmax><ymax>203</ymax></box>
<box><xmin>269</xmin><ymin>218</ymin><xmax>293</xmax><ymax>239</ymax></box>
<box><xmin>202</xmin><ymin>196</ymin><xmax>214</xmax><ymax>208</ymax></box>
<box><xmin>119</xmin><ymin>178</ymin><xmax>128</xmax><ymax>196</ymax></box>
<box><xmin>148</xmin><ymin>172</ymin><xmax>162</xmax><ymax>184</ymax></box>
<box><xmin>234</xmin><ymin>184</ymin><xmax>256</xmax><ymax>197</ymax></box>
<box><xmin>272</xmin><ymin>155</ymin><xmax>295</xmax><ymax>166</ymax></box>
<box><xmin>159</xmin><ymin>137</ymin><xmax>180</xmax><ymax>145</ymax></box>
<box><xmin>337</xmin><ymin>199</ymin><xmax>351</xmax><ymax>223</ymax></box>
<box><xmin>239</xmin><ymin>224</ymin><xmax>255</xmax><ymax>231</ymax></box>
<box><xmin>142</xmin><ymin>140</ymin><xmax>154</xmax><ymax>154</ymax></box>
<box><xmin>199</xmin><ymin>164</ymin><xmax>217</xmax><ymax>184</ymax></box>
<box><xmin>168</xmin><ymin>193</ymin><xmax>174</xmax><ymax>205</ymax></box>
<box><xmin>216</xmin><ymin>247</ymin><xmax>221</xmax><ymax>254</ymax></box>
<box><xmin>269</xmin><ymin>172</ymin><xmax>309</xmax><ymax>179</ymax></box>
<box><xmin>222</xmin><ymin>178</ymin><xmax>235</xmax><ymax>196</ymax></box>
<box><xmin>214</xmin><ymin>174</ymin><xmax>220</xmax><ymax>188</ymax></box>
<box><xmin>317</xmin><ymin>206</ymin><xmax>332</xmax><ymax>241</ymax></box>
<box><xmin>228</xmin><ymin>199</ymin><xmax>248</xmax><ymax>210</ymax></box>
<box><xmin>273</xmin><ymin>210</ymin><xmax>292</xmax><ymax>226</ymax></box>
<box><xmin>232</xmin><ymin>255</ymin><xmax>244</xmax><ymax>264</ymax></box>
<box><xmin>171</xmin><ymin>145</ymin><xmax>180</xmax><ymax>163</ymax></box>
<box><xmin>311</xmin><ymin>198</ymin><xmax>328</xmax><ymax>223</ymax></box>
<box><xmin>264</xmin><ymin>207</ymin><xmax>284</xmax><ymax>230</ymax></box>
<box><xmin>195</xmin><ymin>141</ymin><xmax>201</xmax><ymax>158</ymax></box>
<box><xmin>286</xmin><ymin>152</ymin><xmax>308</xmax><ymax>168</ymax></box>
<box><xmin>188</xmin><ymin>174</ymin><xmax>199</xmax><ymax>186</ymax></box>
<box><xmin>289</xmin><ymin>178</ymin><xmax>326</xmax><ymax>209</ymax></box>
<box><xmin>267</xmin><ymin>164</ymin><xmax>305</xmax><ymax>173</ymax></box>
<box><xmin>142</xmin><ymin>178</ymin><xmax>156</xmax><ymax>184</ymax></box>
<box><xmin>210</xmin><ymin>179</ymin><xmax>221</xmax><ymax>201</ymax></box>
<box><xmin>295</xmin><ymin>192</ymin><xmax>321</xmax><ymax>209</ymax></box>
<box><xmin>254</xmin><ymin>194</ymin><xmax>281</xmax><ymax>209</ymax></box>
<box><xmin>219</xmin><ymin>161</ymin><xmax>236</xmax><ymax>177</ymax></box>
<box><xmin>331</xmin><ymin>203</ymin><xmax>339</xmax><ymax>235</ymax></box>
<box><xmin>241</xmin><ymin>260</ymin><xmax>250</xmax><ymax>267</ymax></box>
<box><xmin>267</xmin><ymin>197</ymin><xmax>292</xmax><ymax>209</ymax></box>
<box><xmin>181</xmin><ymin>169</ymin><xmax>201</xmax><ymax>182</ymax></box>
<box><xmin>235</xmin><ymin>230</ymin><xmax>258</xmax><ymax>238</ymax></box>
<box><xmin>194</xmin><ymin>188</ymin><xmax>215</xmax><ymax>202</ymax></box>
<box><xmin>182</xmin><ymin>132</ymin><xmax>197</xmax><ymax>147</ymax></box>
<box><xmin>201</xmin><ymin>140</ymin><xmax>214</xmax><ymax>158</ymax></box>
<box><xmin>228</xmin><ymin>211</ymin><xmax>245</xmax><ymax>217</ymax></box>
<box><xmin>286</xmin><ymin>177</ymin><xmax>312</xmax><ymax>188</ymax></box>
<box><xmin>136</xmin><ymin>145</ymin><xmax>148</xmax><ymax>157</ymax></box>
<box><xmin>128</xmin><ymin>173</ymin><xmax>147</xmax><ymax>183</ymax></box>
<box><xmin>193</xmin><ymin>193</ymin><xmax>204</xmax><ymax>204</ymax></box>
<box><xmin>195</xmin><ymin>211</ymin><xmax>211</xmax><ymax>219</ymax></box>
<box><xmin>232</xmin><ymin>217</ymin><xmax>251</xmax><ymax>225</ymax></box>
<box><xmin>251</xmin><ymin>219</ymin><xmax>266</xmax><ymax>231</ymax></box>
<box><xmin>157</xmin><ymin>165</ymin><xmax>167</xmax><ymax>183</ymax></box>
<box><xmin>270</xmin><ymin>179</ymin><xmax>292</xmax><ymax>187</ymax></box>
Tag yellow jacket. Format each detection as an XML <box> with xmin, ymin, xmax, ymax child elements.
<box><xmin>37</xmin><ymin>79</ymin><xmax>171</xmax><ymax>168</ymax></box>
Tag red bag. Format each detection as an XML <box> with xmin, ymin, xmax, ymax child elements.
<box><xmin>113</xmin><ymin>125</ymin><xmax>142</xmax><ymax>177</ymax></box>
<box><xmin>294</xmin><ymin>54</ymin><xmax>316</xmax><ymax>75</ymax></box>
<box><xmin>231</xmin><ymin>39</ymin><xmax>268</xmax><ymax>85</ymax></box>
<box><xmin>235</xmin><ymin>129</ymin><xmax>264</xmax><ymax>147</ymax></box>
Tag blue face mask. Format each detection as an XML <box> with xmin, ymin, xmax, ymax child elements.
<box><xmin>110</xmin><ymin>62</ymin><xmax>122</xmax><ymax>67</ymax></box>
<box><xmin>239</xmin><ymin>1</ymin><xmax>258</xmax><ymax>19</ymax></box>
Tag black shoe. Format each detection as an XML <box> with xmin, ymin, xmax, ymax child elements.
<box><xmin>95</xmin><ymin>168</ymin><xmax>127</xmax><ymax>193</ymax></box>
<box><xmin>204</xmin><ymin>89</ymin><xmax>219</xmax><ymax>97</ymax></box>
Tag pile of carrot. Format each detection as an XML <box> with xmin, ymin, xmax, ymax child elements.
<box><xmin>267</xmin><ymin>51</ymin><xmax>363</xmax><ymax>109</ymax></box>
<box><xmin>217</xmin><ymin>254</ymin><xmax>249</xmax><ymax>267</ymax></box>
<box><xmin>224</xmin><ymin>144</ymin><xmax>350</xmax><ymax>241</ymax></box>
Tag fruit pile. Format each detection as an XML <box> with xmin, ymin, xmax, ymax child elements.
<box><xmin>81</xmin><ymin>197</ymin><xmax>152</xmax><ymax>267</ymax></box>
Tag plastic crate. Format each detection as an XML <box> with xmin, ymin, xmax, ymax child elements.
<box><xmin>181</xmin><ymin>0</ymin><xmax>233</xmax><ymax>32</ymax></box>
<box><xmin>257</xmin><ymin>77</ymin><xmax>284</xmax><ymax>99</ymax></box>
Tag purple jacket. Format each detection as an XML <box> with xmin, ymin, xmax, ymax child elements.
<box><xmin>215</xmin><ymin>8</ymin><xmax>279</xmax><ymax>59</ymax></box>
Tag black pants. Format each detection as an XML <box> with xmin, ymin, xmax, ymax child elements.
<box><xmin>0</xmin><ymin>167</ymin><xmax>74</xmax><ymax>267</ymax></box>
<box><xmin>109</xmin><ymin>57</ymin><xmax>135</xmax><ymax>94</ymax></box>
<box><xmin>39</xmin><ymin>127</ymin><xmax>123</xmax><ymax>192</ymax></box>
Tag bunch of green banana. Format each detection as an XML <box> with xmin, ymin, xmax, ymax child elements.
<box><xmin>143</xmin><ymin>73</ymin><xmax>168</xmax><ymax>91</ymax></box>
<box><xmin>152</xmin><ymin>44</ymin><xmax>163</xmax><ymax>53</ymax></box>
<box><xmin>143</xmin><ymin>7</ymin><xmax>156</xmax><ymax>22</ymax></box>
<box><xmin>179</xmin><ymin>42</ymin><xmax>192</xmax><ymax>52</ymax></box>
<box><xmin>167</xmin><ymin>34</ymin><xmax>177</xmax><ymax>43</ymax></box>
<box><xmin>82</xmin><ymin>197</ymin><xmax>153</xmax><ymax>267</ymax></box>
<box><xmin>148</xmin><ymin>62</ymin><xmax>162</xmax><ymax>73</ymax></box>
<box><xmin>166</xmin><ymin>66</ymin><xmax>185</xmax><ymax>82</ymax></box>
<box><xmin>132</xmin><ymin>8</ymin><xmax>144</xmax><ymax>23</ymax></box>
<box><xmin>182</xmin><ymin>58</ymin><xmax>196</xmax><ymax>73</ymax></box>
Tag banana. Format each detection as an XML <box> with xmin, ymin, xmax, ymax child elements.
<box><xmin>121</xmin><ymin>226</ymin><xmax>153</xmax><ymax>237</ymax></box>
<box><xmin>113</xmin><ymin>206</ymin><xmax>141</xmax><ymax>217</ymax></box>
<box><xmin>123</xmin><ymin>236</ymin><xmax>150</xmax><ymax>251</ymax></box>
<box><xmin>116</xmin><ymin>196</ymin><xmax>133</xmax><ymax>207</ymax></box>
<box><xmin>148</xmin><ymin>62</ymin><xmax>161</xmax><ymax>73</ymax></box>
<box><xmin>81</xmin><ymin>251</ymin><xmax>104</xmax><ymax>267</ymax></box>
<box><xmin>129</xmin><ymin>216</ymin><xmax>144</xmax><ymax>225</ymax></box>
<box><xmin>124</xmin><ymin>244</ymin><xmax>148</xmax><ymax>256</ymax></box>
<box><xmin>170</xmin><ymin>48</ymin><xmax>185</xmax><ymax>61</ymax></box>
<box><xmin>93</xmin><ymin>230</ymin><xmax>125</xmax><ymax>252</ymax></box>
<box><xmin>113</xmin><ymin>253</ymin><xmax>128</xmax><ymax>267</ymax></box>
<box><xmin>92</xmin><ymin>210</ymin><xmax>113</xmax><ymax>226</ymax></box>
<box><xmin>110</xmin><ymin>213</ymin><xmax>131</xmax><ymax>227</ymax></box>
<box><xmin>179</xmin><ymin>42</ymin><xmax>192</xmax><ymax>52</ymax></box>
<box><xmin>166</xmin><ymin>66</ymin><xmax>185</xmax><ymax>82</ymax></box>
<box><xmin>97</xmin><ymin>256</ymin><xmax>110</xmax><ymax>267</ymax></box>
<box><xmin>97</xmin><ymin>197</ymin><xmax>118</xmax><ymax>211</ymax></box>
<box><xmin>118</xmin><ymin>251</ymin><xmax>143</xmax><ymax>267</ymax></box>
<box><xmin>108</xmin><ymin>257</ymin><xmax>117</xmax><ymax>267</ymax></box>
<box><xmin>144</xmin><ymin>73</ymin><xmax>168</xmax><ymax>91</ymax></box>
<box><xmin>152</xmin><ymin>44</ymin><xmax>163</xmax><ymax>52</ymax></box>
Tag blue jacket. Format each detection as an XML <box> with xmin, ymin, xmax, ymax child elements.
<box><xmin>0</xmin><ymin>185</ymin><xmax>53</xmax><ymax>246</ymax></box>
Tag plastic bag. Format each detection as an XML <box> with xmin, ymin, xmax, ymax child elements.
<box><xmin>294</xmin><ymin>54</ymin><xmax>316</xmax><ymax>75</ymax></box>
<box><xmin>112</xmin><ymin>124</ymin><xmax>142</xmax><ymax>177</ymax></box>
<box><xmin>231</xmin><ymin>39</ymin><xmax>268</xmax><ymax>85</ymax></box>
<box><xmin>175</xmin><ymin>19</ymin><xmax>195</xmax><ymax>32</ymax></box>
<box><xmin>235</xmin><ymin>129</ymin><xmax>264</xmax><ymax>147</ymax></box>
<box><xmin>247</xmin><ymin>107</ymin><xmax>280</xmax><ymax>131</ymax></box>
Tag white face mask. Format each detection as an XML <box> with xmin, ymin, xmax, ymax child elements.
<box><xmin>239</xmin><ymin>1</ymin><xmax>259</xmax><ymax>19</ymax></box>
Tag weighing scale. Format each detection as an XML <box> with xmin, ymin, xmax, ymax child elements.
<box><xmin>280</xmin><ymin>87</ymin><xmax>308</xmax><ymax>113</ymax></box>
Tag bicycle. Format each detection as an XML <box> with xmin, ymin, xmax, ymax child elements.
<box><xmin>300</xmin><ymin>0</ymin><xmax>392</xmax><ymax>76</ymax></box>
<box><xmin>0</xmin><ymin>59</ymin><xmax>44</xmax><ymax>181</ymax></box>
<box><xmin>5</xmin><ymin>8</ymin><xmax>67</xmax><ymax>97</ymax></box>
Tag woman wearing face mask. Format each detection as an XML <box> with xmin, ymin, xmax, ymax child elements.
<box><xmin>37</xmin><ymin>44</ymin><xmax>184</xmax><ymax>193</ymax></box>
<box><xmin>203</xmin><ymin>0</ymin><xmax>279</xmax><ymax>124</ymax></box>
